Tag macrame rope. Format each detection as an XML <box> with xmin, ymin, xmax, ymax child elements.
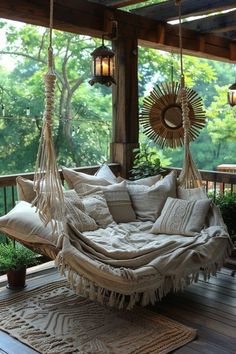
<box><xmin>33</xmin><ymin>0</ymin><xmax>67</xmax><ymax>246</ymax></box>
<box><xmin>175</xmin><ymin>0</ymin><xmax>203</xmax><ymax>189</ymax></box>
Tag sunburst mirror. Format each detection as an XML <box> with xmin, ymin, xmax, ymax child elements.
<box><xmin>140</xmin><ymin>82</ymin><xmax>205</xmax><ymax>148</ymax></box>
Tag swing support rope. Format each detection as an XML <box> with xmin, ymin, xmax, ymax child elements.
<box><xmin>175</xmin><ymin>0</ymin><xmax>203</xmax><ymax>189</ymax></box>
<box><xmin>33</xmin><ymin>0</ymin><xmax>67</xmax><ymax>246</ymax></box>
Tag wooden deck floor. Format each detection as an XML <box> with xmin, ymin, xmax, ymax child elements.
<box><xmin>0</xmin><ymin>263</ymin><xmax>235</xmax><ymax>354</ymax></box>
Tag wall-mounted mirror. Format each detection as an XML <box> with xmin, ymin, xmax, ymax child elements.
<box><xmin>140</xmin><ymin>82</ymin><xmax>205</xmax><ymax>148</ymax></box>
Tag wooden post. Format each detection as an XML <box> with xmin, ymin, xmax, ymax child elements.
<box><xmin>111</xmin><ymin>32</ymin><xmax>139</xmax><ymax>178</ymax></box>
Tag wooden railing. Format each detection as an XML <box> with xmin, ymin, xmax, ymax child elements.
<box><xmin>164</xmin><ymin>167</ymin><xmax>236</xmax><ymax>200</ymax></box>
<box><xmin>0</xmin><ymin>164</ymin><xmax>236</xmax><ymax>217</ymax></box>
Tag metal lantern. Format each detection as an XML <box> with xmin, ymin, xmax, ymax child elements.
<box><xmin>89</xmin><ymin>37</ymin><xmax>115</xmax><ymax>87</ymax></box>
<box><xmin>228</xmin><ymin>82</ymin><xmax>236</xmax><ymax>107</ymax></box>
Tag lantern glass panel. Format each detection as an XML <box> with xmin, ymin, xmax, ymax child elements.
<box><xmin>228</xmin><ymin>89</ymin><xmax>236</xmax><ymax>107</ymax></box>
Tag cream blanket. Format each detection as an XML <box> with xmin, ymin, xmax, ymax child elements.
<box><xmin>56</xmin><ymin>205</ymin><xmax>233</xmax><ymax>309</ymax></box>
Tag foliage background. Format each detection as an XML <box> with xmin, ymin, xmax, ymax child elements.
<box><xmin>0</xmin><ymin>19</ymin><xmax>236</xmax><ymax>175</ymax></box>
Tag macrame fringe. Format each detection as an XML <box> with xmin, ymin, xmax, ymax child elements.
<box><xmin>55</xmin><ymin>242</ymin><xmax>232</xmax><ymax>310</ymax></box>
<box><xmin>33</xmin><ymin>47</ymin><xmax>67</xmax><ymax>242</ymax></box>
<box><xmin>178</xmin><ymin>84</ymin><xmax>203</xmax><ymax>189</ymax></box>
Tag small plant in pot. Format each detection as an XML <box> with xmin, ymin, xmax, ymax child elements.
<box><xmin>130</xmin><ymin>143</ymin><xmax>166</xmax><ymax>180</ymax></box>
<box><xmin>0</xmin><ymin>241</ymin><xmax>39</xmax><ymax>290</ymax></box>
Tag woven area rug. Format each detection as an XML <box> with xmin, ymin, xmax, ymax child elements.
<box><xmin>0</xmin><ymin>280</ymin><xmax>196</xmax><ymax>354</ymax></box>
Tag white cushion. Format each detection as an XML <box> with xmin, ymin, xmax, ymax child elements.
<box><xmin>95</xmin><ymin>163</ymin><xmax>117</xmax><ymax>183</ymax></box>
<box><xmin>151</xmin><ymin>197</ymin><xmax>211</xmax><ymax>236</ymax></box>
<box><xmin>127</xmin><ymin>172</ymin><xmax>177</xmax><ymax>222</ymax></box>
<box><xmin>117</xmin><ymin>174</ymin><xmax>161</xmax><ymax>187</ymax></box>
<box><xmin>0</xmin><ymin>201</ymin><xmax>57</xmax><ymax>245</ymax></box>
<box><xmin>62</xmin><ymin>167</ymin><xmax>112</xmax><ymax>189</ymax></box>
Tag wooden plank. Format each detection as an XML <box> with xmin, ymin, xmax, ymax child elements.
<box><xmin>0</xmin><ymin>330</ymin><xmax>38</xmax><ymax>354</ymax></box>
<box><xmin>182</xmin><ymin>10</ymin><xmax>236</xmax><ymax>34</ymax></box>
<box><xmin>94</xmin><ymin>0</ymin><xmax>149</xmax><ymax>8</ymax></box>
<box><xmin>132</xmin><ymin>0</ymin><xmax>236</xmax><ymax>21</ymax></box>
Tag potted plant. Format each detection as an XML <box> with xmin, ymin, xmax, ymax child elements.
<box><xmin>130</xmin><ymin>143</ymin><xmax>165</xmax><ymax>180</ymax></box>
<box><xmin>0</xmin><ymin>241</ymin><xmax>39</xmax><ymax>289</ymax></box>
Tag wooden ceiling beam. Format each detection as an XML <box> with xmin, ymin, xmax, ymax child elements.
<box><xmin>91</xmin><ymin>0</ymin><xmax>149</xmax><ymax>8</ymax></box>
<box><xmin>182</xmin><ymin>11</ymin><xmax>236</xmax><ymax>34</ymax></box>
<box><xmin>132</xmin><ymin>0</ymin><xmax>236</xmax><ymax>22</ymax></box>
<box><xmin>0</xmin><ymin>0</ymin><xmax>235</xmax><ymax>62</ymax></box>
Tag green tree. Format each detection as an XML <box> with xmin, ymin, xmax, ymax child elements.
<box><xmin>0</xmin><ymin>20</ymin><xmax>112</xmax><ymax>173</ymax></box>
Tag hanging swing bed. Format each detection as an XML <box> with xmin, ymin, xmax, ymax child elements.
<box><xmin>0</xmin><ymin>0</ymin><xmax>233</xmax><ymax>309</ymax></box>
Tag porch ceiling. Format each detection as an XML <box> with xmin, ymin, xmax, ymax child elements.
<box><xmin>91</xmin><ymin>0</ymin><xmax>236</xmax><ymax>42</ymax></box>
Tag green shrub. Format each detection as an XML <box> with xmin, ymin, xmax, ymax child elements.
<box><xmin>212</xmin><ymin>192</ymin><xmax>236</xmax><ymax>243</ymax></box>
<box><xmin>0</xmin><ymin>242</ymin><xmax>39</xmax><ymax>273</ymax></box>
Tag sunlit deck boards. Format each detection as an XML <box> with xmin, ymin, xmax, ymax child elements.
<box><xmin>0</xmin><ymin>263</ymin><xmax>235</xmax><ymax>354</ymax></box>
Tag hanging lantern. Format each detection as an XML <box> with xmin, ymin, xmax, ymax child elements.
<box><xmin>228</xmin><ymin>82</ymin><xmax>236</xmax><ymax>107</ymax></box>
<box><xmin>89</xmin><ymin>36</ymin><xmax>115</xmax><ymax>87</ymax></box>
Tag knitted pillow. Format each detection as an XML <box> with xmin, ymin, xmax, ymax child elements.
<box><xmin>76</xmin><ymin>181</ymin><xmax>136</xmax><ymax>224</ymax></box>
<box><xmin>127</xmin><ymin>172</ymin><xmax>177</xmax><ymax>222</ymax></box>
<box><xmin>64</xmin><ymin>190</ymin><xmax>98</xmax><ymax>232</ymax></box>
<box><xmin>81</xmin><ymin>193</ymin><xmax>114</xmax><ymax>228</ymax></box>
<box><xmin>62</xmin><ymin>166</ymin><xmax>112</xmax><ymax>189</ymax></box>
<box><xmin>151</xmin><ymin>197</ymin><xmax>211</xmax><ymax>236</ymax></box>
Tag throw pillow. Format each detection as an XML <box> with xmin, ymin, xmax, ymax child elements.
<box><xmin>0</xmin><ymin>201</ymin><xmax>58</xmax><ymax>245</ymax></box>
<box><xmin>81</xmin><ymin>192</ymin><xmax>114</xmax><ymax>228</ymax></box>
<box><xmin>16</xmin><ymin>176</ymin><xmax>65</xmax><ymax>203</ymax></box>
<box><xmin>117</xmin><ymin>174</ymin><xmax>161</xmax><ymax>187</ymax></box>
<box><xmin>127</xmin><ymin>171</ymin><xmax>177</xmax><ymax>222</ymax></box>
<box><xmin>62</xmin><ymin>166</ymin><xmax>112</xmax><ymax>189</ymax></box>
<box><xmin>64</xmin><ymin>190</ymin><xmax>98</xmax><ymax>232</ymax></box>
<box><xmin>177</xmin><ymin>186</ymin><xmax>207</xmax><ymax>201</ymax></box>
<box><xmin>76</xmin><ymin>181</ymin><xmax>137</xmax><ymax>224</ymax></box>
<box><xmin>95</xmin><ymin>163</ymin><xmax>117</xmax><ymax>183</ymax></box>
<box><xmin>151</xmin><ymin>197</ymin><xmax>211</xmax><ymax>236</ymax></box>
<box><xmin>16</xmin><ymin>177</ymin><xmax>35</xmax><ymax>203</ymax></box>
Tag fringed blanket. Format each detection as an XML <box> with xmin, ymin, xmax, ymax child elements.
<box><xmin>56</xmin><ymin>205</ymin><xmax>233</xmax><ymax>309</ymax></box>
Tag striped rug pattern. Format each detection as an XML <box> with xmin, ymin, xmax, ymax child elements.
<box><xmin>0</xmin><ymin>281</ymin><xmax>196</xmax><ymax>354</ymax></box>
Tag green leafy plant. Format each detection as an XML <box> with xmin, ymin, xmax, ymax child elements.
<box><xmin>0</xmin><ymin>242</ymin><xmax>39</xmax><ymax>274</ymax></box>
<box><xmin>212</xmin><ymin>192</ymin><xmax>236</xmax><ymax>243</ymax></box>
<box><xmin>130</xmin><ymin>144</ymin><xmax>163</xmax><ymax>180</ymax></box>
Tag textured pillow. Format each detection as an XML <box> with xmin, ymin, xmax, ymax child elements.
<box><xmin>151</xmin><ymin>197</ymin><xmax>211</xmax><ymax>236</ymax></box>
<box><xmin>81</xmin><ymin>193</ymin><xmax>114</xmax><ymax>228</ymax></box>
<box><xmin>16</xmin><ymin>176</ymin><xmax>65</xmax><ymax>203</ymax></box>
<box><xmin>64</xmin><ymin>190</ymin><xmax>98</xmax><ymax>232</ymax></box>
<box><xmin>95</xmin><ymin>163</ymin><xmax>117</xmax><ymax>183</ymax></box>
<box><xmin>127</xmin><ymin>171</ymin><xmax>177</xmax><ymax>222</ymax></box>
<box><xmin>0</xmin><ymin>201</ymin><xmax>57</xmax><ymax>245</ymax></box>
<box><xmin>76</xmin><ymin>181</ymin><xmax>136</xmax><ymax>224</ymax></box>
<box><xmin>177</xmin><ymin>186</ymin><xmax>207</xmax><ymax>201</ymax></box>
<box><xmin>117</xmin><ymin>174</ymin><xmax>161</xmax><ymax>187</ymax></box>
<box><xmin>62</xmin><ymin>166</ymin><xmax>112</xmax><ymax>189</ymax></box>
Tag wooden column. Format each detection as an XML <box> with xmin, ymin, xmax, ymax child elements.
<box><xmin>111</xmin><ymin>33</ymin><xmax>139</xmax><ymax>178</ymax></box>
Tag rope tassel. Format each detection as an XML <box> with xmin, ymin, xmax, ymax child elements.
<box><xmin>33</xmin><ymin>1</ymin><xmax>67</xmax><ymax>243</ymax></box>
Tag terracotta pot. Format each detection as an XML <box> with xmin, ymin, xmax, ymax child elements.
<box><xmin>7</xmin><ymin>267</ymin><xmax>27</xmax><ymax>290</ymax></box>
